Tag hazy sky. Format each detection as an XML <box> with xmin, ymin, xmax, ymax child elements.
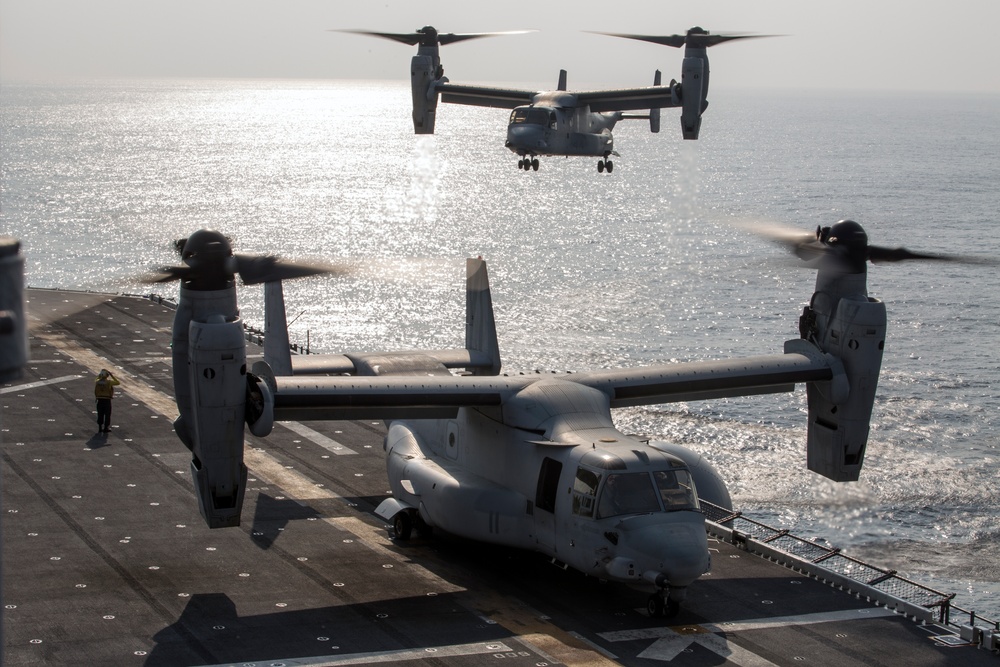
<box><xmin>2</xmin><ymin>1</ymin><xmax>999</xmax><ymax>93</ymax></box>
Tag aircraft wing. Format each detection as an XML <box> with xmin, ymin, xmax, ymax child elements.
<box><xmin>436</xmin><ymin>83</ymin><xmax>538</xmax><ymax>109</ymax></box>
<box><xmin>272</xmin><ymin>374</ymin><xmax>532</xmax><ymax>421</ymax></box>
<box><xmin>575</xmin><ymin>86</ymin><xmax>678</xmax><ymax>113</ymax></box>
<box><xmin>571</xmin><ymin>349</ymin><xmax>834</xmax><ymax>408</ymax></box>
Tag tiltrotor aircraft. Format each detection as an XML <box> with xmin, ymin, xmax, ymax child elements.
<box><xmin>152</xmin><ymin>222</ymin><xmax>980</xmax><ymax>617</ymax></box>
<box><xmin>337</xmin><ymin>26</ymin><xmax>764</xmax><ymax>172</ymax></box>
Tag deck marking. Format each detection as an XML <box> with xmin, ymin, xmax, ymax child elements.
<box><xmin>600</xmin><ymin>607</ymin><xmax>898</xmax><ymax>663</ymax></box>
<box><xmin>280</xmin><ymin>420</ymin><xmax>358</xmax><ymax>455</ymax></box>
<box><xmin>1</xmin><ymin>374</ymin><xmax>85</xmax><ymax>394</ymax></box>
<box><xmin>190</xmin><ymin>640</ymin><xmax>514</xmax><ymax>666</ymax></box>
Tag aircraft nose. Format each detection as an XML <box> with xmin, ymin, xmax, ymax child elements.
<box><xmin>619</xmin><ymin>513</ymin><xmax>710</xmax><ymax>586</ymax></box>
<box><xmin>506</xmin><ymin>124</ymin><xmax>547</xmax><ymax>150</ymax></box>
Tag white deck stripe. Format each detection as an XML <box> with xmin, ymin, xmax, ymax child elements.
<box><xmin>599</xmin><ymin>606</ymin><xmax>898</xmax><ymax>642</ymax></box>
<box><xmin>191</xmin><ymin>640</ymin><xmax>513</xmax><ymax>666</ymax></box>
<box><xmin>280</xmin><ymin>420</ymin><xmax>358</xmax><ymax>455</ymax></box>
<box><xmin>1</xmin><ymin>374</ymin><xmax>85</xmax><ymax>394</ymax></box>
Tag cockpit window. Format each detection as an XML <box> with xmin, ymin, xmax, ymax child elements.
<box><xmin>596</xmin><ymin>470</ymin><xmax>699</xmax><ymax>518</ymax></box>
<box><xmin>572</xmin><ymin>467</ymin><xmax>601</xmax><ymax>517</ymax></box>
<box><xmin>509</xmin><ymin>107</ymin><xmax>550</xmax><ymax>126</ymax></box>
<box><xmin>654</xmin><ymin>470</ymin><xmax>699</xmax><ymax>511</ymax></box>
<box><xmin>597</xmin><ymin>472</ymin><xmax>661</xmax><ymax>518</ymax></box>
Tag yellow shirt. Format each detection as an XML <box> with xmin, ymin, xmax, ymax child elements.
<box><xmin>94</xmin><ymin>376</ymin><xmax>120</xmax><ymax>399</ymax></box>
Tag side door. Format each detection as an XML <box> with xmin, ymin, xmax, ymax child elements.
<box><xmin>532</xmin><ymin>456</ymin><xmax>562</xmax><ymax>554</ymax></box>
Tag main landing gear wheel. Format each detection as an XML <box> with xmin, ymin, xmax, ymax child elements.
<box><xmin>392</xmin><ymin>512</ymin><xmax>413</xmax><ymax>541</ymax></box>
<box><xmin>597</xmin><ymin>159</ymin><xmax>614</xmax><ymax>173</ymax></box>
<box><xmin>518</xmin><ymin>158</ymin><xmax>539</xmax><ymax>171</ymax></box>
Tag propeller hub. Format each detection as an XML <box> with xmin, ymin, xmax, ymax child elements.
<box><xmin>177</xmin><ymin>230</ymin><xmax>237</xmax><ymax>290</ymax></box>
<box><xmin>820</xmin><ymin>220</ymin><xmax>868</xmax><ymax>250</ymax></box>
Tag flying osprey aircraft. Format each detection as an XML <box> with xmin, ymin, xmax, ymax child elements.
<box><xmin>336</xmin><ymin>26</ymin><xmax>765</xmax><ymax>173</ymax></box>
<box><xmin>150</xmin><ymin>222</ymin><xmax>983</xmax><ymax>617</ymax></box>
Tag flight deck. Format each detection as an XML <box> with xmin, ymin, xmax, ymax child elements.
<box><xmin>2</xmin><ymin>288</ymin><xmax>996</xmax><ymax>666</ymax></box>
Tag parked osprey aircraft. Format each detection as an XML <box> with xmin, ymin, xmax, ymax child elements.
<box><xmin>336</xmin><ymin>26</ymin><xmax>764</xmax><ymax>172</ymax></box>
<box><xmin>151</xmin><ymin>223</ymin><xmax>980</xmax><ymax>618</ymax></box>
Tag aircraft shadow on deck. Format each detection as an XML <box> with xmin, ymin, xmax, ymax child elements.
<box><xmin>248</xmin><ymin>492</ymin><xmax>322</xmax><ymax>549</ymax></box>
<box><xmin>145</xmin><ymin>591</ymin><xmax>515</xmax><ymax>667</ymax></box>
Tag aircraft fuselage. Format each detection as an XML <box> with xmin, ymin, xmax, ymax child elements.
<box><xmin>505</xmin><ymin>104</ymin><xmax>620</xmax><ymax>159</ymax></box>
<box><xmin>379</xmin><ymin>378</ymin><xmax>714</xmax><ymax>607</ymax></box>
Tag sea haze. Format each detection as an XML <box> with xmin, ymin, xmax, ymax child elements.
<box><xmin>2</xmin><ymin>79</ymin><xmax>998</xmax><ymax>619</ymax></box>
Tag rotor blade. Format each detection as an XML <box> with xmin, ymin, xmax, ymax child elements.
<box><xmin>332</xmin><ymin>29</ymin><xmax>424</xmax><ymax>45</ymax></box>
<box><xmin>234</xmin><ymin>254</ymin><xmax>350</xmax><ymax>285</ymax></box>
<box><xmin>141</xmin><ymin>266</ymin><xmax>190</xmax><ymax>284</ymax></box>
<box><xmin>868</xmin><ymin>245</ymin><xmax>998</xmax><ymax>266</ymax></box>
<box><xmin>735</xmin><ymin>219</ymin><xmax>846</xmax><ymax>266</ymax></box>
<box><xmin>691</xmin><ymin>33</ymin><xmax>776</xmax><ymax>47</ymax></box>
<box><xmin>439</xmin><ymin>30</ymin><xmax>535</xmax><ymax>45</ymax></box>
<box><xmin>333</xmin><ymin>29</ymin><xmax>534</xmax><ymax>47</ymax></box>
<box><xmin>591</xmin><ymin>31</ymin><xmax>775</xmax><ymax>48</ymax></box>
<box><xmin>735</xmin><ymin>219</ymin><xmax>816</xmax><ymax>251</ymax></box>
<box><xmin>589</xmin><ymin>32</ymin><xmax>686</xmax><ymax>48</ymax></box>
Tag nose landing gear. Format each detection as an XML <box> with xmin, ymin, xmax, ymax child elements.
<box><xmin>597</xmin><ymin>158</ymin><xmax>614</xmax><ymax>173</ymax></box>
<box><xmin>518</xmin><ymin>157</ymin><xmax>539</xmax><ymax>171</ymax></box>
<box><xmin>647</xmin><ymin>591</ymin><xmax>681</xmax><ymax>618</ymax></box>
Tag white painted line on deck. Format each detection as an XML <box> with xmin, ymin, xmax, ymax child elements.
<box><xmin>598</xmin><ymin>606</ymin><xmax>898</xmax><ymax>643</ymax></box>
<box><xmin>191</xmin><ymin>640</ymin><xmax>514</xmax><ymax>666</ymax></box>
<box><xmin>280</xmin><ymin>420</ymin><xmax>358</xmax><ymax>455</ymax></box>
<box><xmin>1</xmin><ymin>374</ymin><xmax>85</xmax><ymax>394</ymax></box>
<box><xmin>702</xmin><ymin>606</ymin><xmax>899</xmax><ymax>634</ymax></box>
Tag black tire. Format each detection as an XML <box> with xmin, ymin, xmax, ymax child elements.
<box><xmin>597</xmin><ymin>160</ymin><xmax>605</xmax><ymax>173</ymax></box>
<box><xmin>393</xmin><ymin>513</ymin><xmax>413</xmax><ymax>540</ymax></box>
<box><xmin>646</xmin><ymin>594</ymin><xmax>665</xmax><ymax>618</ymax></box>
<box><xmin>606</xmin><ymin>160</ymin><xmax>614</xmax><ymax>173</ymax></box>
<box><xmin>531</xmin><ymin>158</ymin><xmax>539</xmax><ymax>171</ymax></box>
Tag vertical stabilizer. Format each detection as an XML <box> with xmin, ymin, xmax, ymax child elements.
<box><xmin>557</xmin><ymin>70</ymin><xmax>568</xmax><ymax>91</ymax></box>
<box><xmin>264</xmin><ymin>281</ymin><xmax>293</xmax><ymax>376</ymax></box>
<box><xmin>465</xmin><ymin>258</ymin><xmax>501</xmax><ymax>375</ymax></box>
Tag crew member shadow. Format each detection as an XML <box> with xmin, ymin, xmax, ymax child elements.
<box><xmin>85</xmin><ymin>431</ymin><xmax>111</xmax><ymax>449</ymax></box>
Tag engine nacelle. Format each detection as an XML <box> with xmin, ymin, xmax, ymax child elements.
<box><xmin>680</xmin><ymin>56</ymin><xmax>705</xmax><ymax>140</ymax></box>
<box><xmin>411</xmin><ymin>54</ymin><xmax>440</xmax><ymax>134</ymax></box>
<box><xmin>188</xmin><ymin>315</ymin><xmax>249</xmax><ymax>528</ymax></box>
<box><xmin>804</xmin><ymin>296</ymin><xmax>886</xmax><ymax>481</ymax></box>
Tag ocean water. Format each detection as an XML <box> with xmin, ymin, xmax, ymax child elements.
<box><xmin>2</xmin><ymin>79</ymin><xmax>999</xmax><ymax>619</ymax></box>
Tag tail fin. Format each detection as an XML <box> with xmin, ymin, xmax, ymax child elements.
<box><xmin>465</xmin><ymin>258</ymin><xmax>501</xmax><ymax>375</ymax></box>
<box><xmin>557</xmin><ymin>69</ymin><xmax>567</xmax><ymax>91</ymax></box>
<box><xmin>263</xmin><ymin>281</ymin><xmax>293</xmax><ymax>376</ymax></box>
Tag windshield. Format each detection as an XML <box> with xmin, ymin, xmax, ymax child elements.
<box><xmin>509</xmin><ymin>107</ymin><xmax>549</xmax><ymax>126</ymax></box>
<box><xmin>654</xmin><ymin>470</ymin><xmax>699</xmax><ymax>511</ymax></box>
<box><xmin>597</xmin><ymin>470</ymin><xmax>698</xmax><ymax>518</ymax></box>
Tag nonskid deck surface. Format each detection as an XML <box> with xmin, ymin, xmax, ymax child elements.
<box><xmin>1</xmin><ymin>289</ymin><xmax>991</xmax><ymax>666</ymax></box>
